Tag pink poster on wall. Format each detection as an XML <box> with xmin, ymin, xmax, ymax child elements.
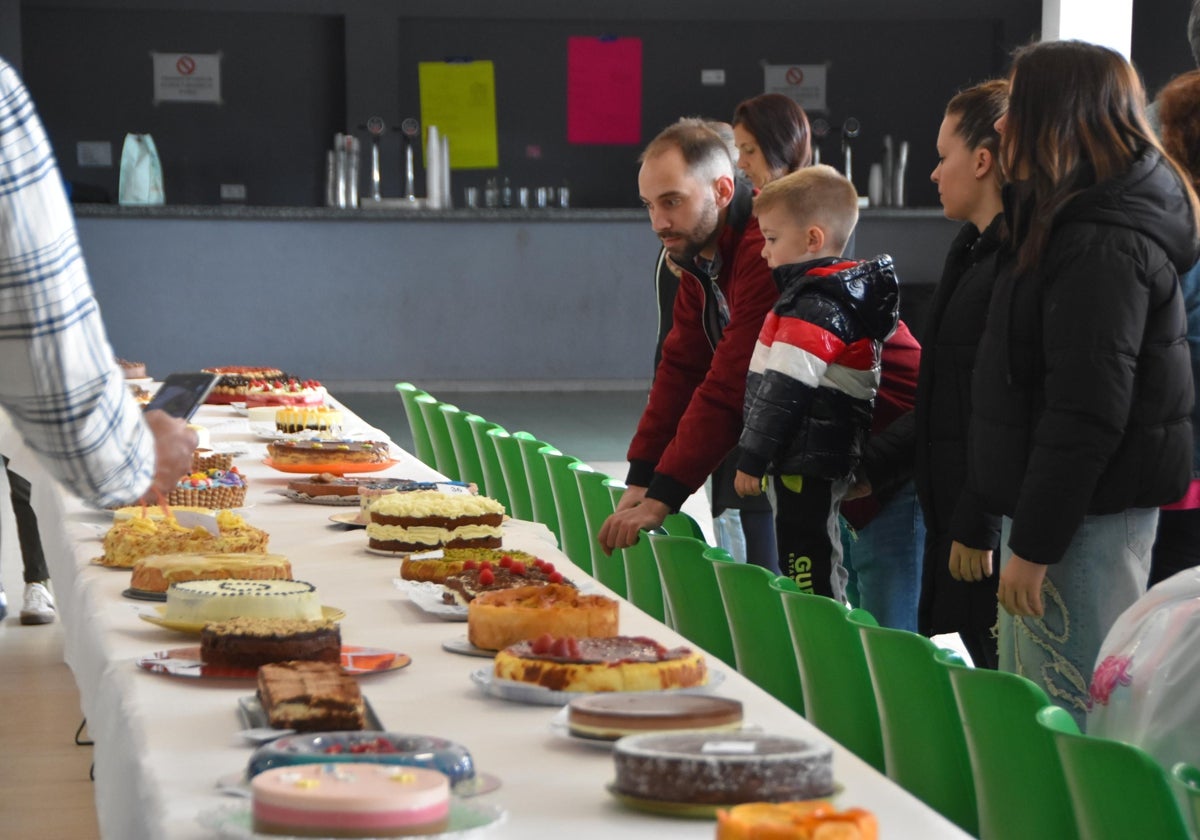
<box><xmin>567</xmin><ymin>36</ymin><xmax>642</xmax><ymax>145</ymax></box>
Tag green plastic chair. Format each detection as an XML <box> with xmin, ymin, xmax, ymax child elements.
<box><xmin>711</xmin><ymin>555</ymin><xmax>805</xmax><ymax>715</ymax></box>
<box><xmin>937</xmin><ymin>648</ymin><xmax>1078</xmax><ymax>840</ymax></box>
<box><xmin>486</xmin><ymin>428</ymin><xmax>535</xmax><ymax>521</ymax></box>
<box><xmin>659</xmin><ymin>511</ymin><xmax>705</xmax><ymax>540</ymax></box>
<box><xmin>771</xmin><ymin>577</ymin><xmax>886</xmax><ymax>772</ymax></box>
<box><xmin>394</xmin><ymin>382</ymin><xmax>436</xmax><ymax>468</ymax></box>
<box><xmin>416</xmin><ymin>395</ymin><xmax>460</xmax><ymax>480</ymax></box>
<box><xmin>1037</xmin><ymin>705</ymin><xmax>1192</xmax><ymax>840</ymax></box>
<box><xmin>650</xmin><ymin>533</ymin><xmax>737</xmax><ymax>667</ymax></box>
<box><xmin>1171</xmin><ymin>762</ymin><xmax>1200</xmax><ymax>838</ymax></box>
<box><xmin>442</xmin><ymin>404</ymin><xmax>485</xmax><ymax>491</ymax></box>
<box><xmin>572</xmin><ymin>464</ymin><xmax>615</xmax><ymax>586</ymax></box>
<box><xmin>590</xmin><ymin>478</ymin><xmax>630</xmax><ymax>598</ymax></box>
<box><xmin>516</xmin><ymin>436</ymin><xmax>561</xmax><ymax>542</ymax></box>
<box><xmin>465</xmin><ymin>415</ymin><xmax>509</xmax><ymax>509</ymax></box>
<box><xmin>623</xmin><ymin>529</ymin><xmax>668</xmax><ymax>624</ymax></box>
<box><xmin>848</xmin><ymin>609</ymin><xmax>978</xmax><ymax>834</ymax></box>
<box><xmin>543</xmin><ymin>450</ymin><xmax>592</xmax><ymax>575</ymax></box>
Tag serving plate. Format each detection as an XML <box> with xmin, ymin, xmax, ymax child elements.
<box><xmin>138</xmin><ymin>605</ymin><xmax>345</xmax><ymax>635</ymax></box>
<box><xmin>469</xmin><ymin>667</ymin><xmax>726</xmax><ymax>707</ymax></box>
<box><xmin>328</xmin><ymin>511</ymin><xmax>367</xmax><ymax>528</ymax></box>
<box><xmin>441</xmin><ymin>636</ymin><xmax>495</xmax><ymax>658</ymax></box>
<box><xmin>395</xmin><ymin>579</ymin><xmax>468</xmax><ymax>622</ymax></box>
<box><xmin>604</xmin><ymin>783</ymin><xmax>839</xmax><ymax>819</ymax></box>
<box><xmin>198</xmin><ymin>800</ymin><xmax>506</xmax><ymax>840</ymax></box>
<box><xmin>263</xmin><ymin>458</ymin><xmax>398</xmax><ymax>476</ymax></box>
<box><xmin>136</xmin><ymin>645</ymin><xmax>410</xmax><ymax>679</ymax></box>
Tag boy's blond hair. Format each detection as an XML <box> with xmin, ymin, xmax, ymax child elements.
<box><xmin>754</xmin><ymin>164</ymin><xmax>859</xmax><ymax>254</ymax></box>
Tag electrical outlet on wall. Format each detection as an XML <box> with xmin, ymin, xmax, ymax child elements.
<box><xmin>220</xmin><ymin>183</ymin><xmax>247</xmax><ymax>202</ymax></box>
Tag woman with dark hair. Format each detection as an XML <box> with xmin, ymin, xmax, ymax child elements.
<box><xmin>856</xmin><ymin>79</ymin><xmax>1008</xmax><ymax>667</ymax></box>
<box><xmin>1149</xmin><ymin>69</ymin><xmax>1200</xmax><ymax>586</ymax></box>
<box><xmin>731</xmin><ymin>93</ymin><xmax>812</xmax><ymax>189</ymax></box>
<box><xmin>956</xmin><ymin>41</ymin><xmax>1199</xmax><ymax>725</ymax></box>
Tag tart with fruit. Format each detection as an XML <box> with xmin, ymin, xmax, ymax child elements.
<box><xmin>441</xmin><ymin>554</ymin><xmax>572</xmax><ymax>605</ymax></box>
<box><xmin>493</xmin><ymin>633</ymin><xmax>708</xmax><ymax>692</ymax></box>
<box><xmin>400</xmin><ymin>547</ymin><xmax>537</xmax><ymax>584</ymax></box>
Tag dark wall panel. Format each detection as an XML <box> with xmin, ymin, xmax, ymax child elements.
<box><xmin>21</xmin><ymin>8</ymin><xmax>344</xmax><ymax>206</ymax></box>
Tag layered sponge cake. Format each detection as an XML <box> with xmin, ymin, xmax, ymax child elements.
<box><xmin>367</xmin><ymin>490</ymin><xmax>504</xmax><ymax>553</ymax></box>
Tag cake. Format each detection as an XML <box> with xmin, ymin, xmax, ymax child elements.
<box><xmin>190</xmin><ymin>449</ymin><xmax>232</xmax><ymax>473</ymax></box>
<box><xmin>367</xmin><ymin>490</ymin><xmax>504</xmax><ymax>553</ymax></box>
<box><xmin>98</xmin><ymin>510</ymin><xmax>268</xmax><ymax>568</ymax></box>
<box><xmin>111</xmin><ymin>504</ymin><xmax>213</xmax><ymax>521</ymax></box>
<box><xmin>257</xmin><ymin>661</ymin><xmax>366</xmax><ymax>733</ymax></box>
<box><xmin>567</xmin><ymin>694</ymin><xmax>742</xmax><ymax>740</ymax></box>
<box><xmin>400</xmin><ymin>547</ymin><xmax>538</xmax><ymax>584</ymax></box>
<box><xmin>612</xmin><ymin>732</ymin><xmax>835</xmax><ymax>805</ymax></box>
<box><xmin>203</xmin><ymin>367</ymin><xmax>285</xmax><ymax>404</ymax></box>
<box><xmin>163</xmin><ymin>579</ymin><xmax>322</xmax><ymax>624</ymax></box>
<box><xmin>467</xmin><ymin>584</ymin><xmax>618</xmax><ymax>651</ymax></box>
<box><xmin>286</xmin><ymin>476</ymin><xmax>439</xmax><ymax>501</ymax></box>
<box><xmin>716</xmin><ymin>802</ymin><xmax>879</xmax><ymax>840</ymax></box>
<box><xmin>130</xmin><ymin>551</ymin><xmax>293</xmax><ymax>594</ymax></box>
<box><xmin>166</xmin><ymin>466</ymin><xmax>247</xmax><ymax>509</ymax></box>
<box><xmin>201</xmin><ymin>617</ymin><xmax>341</xmax><ymax>669</ymax></box>
<box><xmin>494</xmin><ymin>634</ymin><xmax>706</xmax><ymax>692</ymax></box>
<box><xmin>117</xmin><ymin>358</ymin><xmax>146</xmax><ymax>379</ymax></box>
<box><xmin>276</xmin><ymin>406</ymin><xmax>344</xmax><ymax>435</ymax></box>
<box><xmin>250</xmin><ymin>763</ymin><xmax>450</xmax><ymax>837</ymax></box>
<box><xmin>247</xmin><ymin>733</ymin><xmax>477</xmax><ymax>793</ymax></box>
<box><xmin>442</xmin><ymin>555</ymin><xmax>570</xmax><ymax>605</ymax></box>
<box><xmin>244</xmin><ymin>377</ymin><xmax>325</xmax><ymax>407</ymax></box>
<box><xmin>267</xmin><ymin>439</ymin><xmax>392</xmax><ymax>468</ymax></box>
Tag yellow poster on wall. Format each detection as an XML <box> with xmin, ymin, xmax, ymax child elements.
<box><xmin>418</xmin><ymin>60</ymin><xmax>499</xmax><ymax>169</ymax></box>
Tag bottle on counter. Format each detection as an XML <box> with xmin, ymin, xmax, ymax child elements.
<box><xmin>484</xmin><ymin>177</ymin><xmax>499</xmax><ymax>208</ymax></box>
<box><xmin>501</xmin><ymin>177</ymin><xmax>513</xmax><ymax>208</ymax></box>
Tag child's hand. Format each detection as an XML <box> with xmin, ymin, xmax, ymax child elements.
<box><xmin>734</xmin><ymin>470</ymin><xmax>763</xmax><ymax>497</ymax></box>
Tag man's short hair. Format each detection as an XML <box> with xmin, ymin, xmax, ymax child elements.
<box><xmin>640</xmin><ymin>118</ymin><xmax>735</xmax><ymax>183</ymax></box>
<box><xmin>753</xmin><ymin>164</ymin><xmax>859</xmax><ymax>253</ymax></box>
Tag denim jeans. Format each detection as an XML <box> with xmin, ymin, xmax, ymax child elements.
<box><xmin>842</xmin><ymin>480</ymin><xmax>925</xmax><ymax>632</ymax></box>
<box><xmin>997</xmin><ymin>509</ymin><xmax>1156</xmax><ymax>730</ymax></box>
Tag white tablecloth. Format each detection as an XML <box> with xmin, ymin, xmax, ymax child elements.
<box><xmin>8</xmin><ymin>395</ymin><xmax>972</xmax><ymax>840</ymax></box>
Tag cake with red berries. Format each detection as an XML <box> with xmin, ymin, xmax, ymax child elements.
<box><xmin>203</xmin><ymin>367</ymin><xmax>285</xmax><ymax>404</ymax></box>
<box><xmin>367</xmin><ymin>491</ymin><xmax>503</xmax><ymax>553</ymax></box>
<box><xmin>467</xmin><ymin>583</ymin><xmax>618</xmax><ymax>651</ymax></box>
<box><xmin>399</xmin><ymin>547</ymin><xmax>537</xmax><ymax>584</ymax></box>
<box><xmin>493</xmin><ymin>634</ymin><xmax>707</xmax><ymax>692</ymax></box>
<box><xmin>245</xmin><ymin>378</ymin><xmax>326</xmax><ymax>407</ymax></box>
<box><xmin>441</xmin><ymin>555</ymin><xmax>571</xmax><ymax>605</ymax></box>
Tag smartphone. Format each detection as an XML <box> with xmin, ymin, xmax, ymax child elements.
<box><xmin>142</xmin><ymin>372</ymin><xmax>220</xmax><ymax>421</ymax></box>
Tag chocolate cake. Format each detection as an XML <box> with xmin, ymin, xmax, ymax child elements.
<box><xmin>612</xmin><ymin>731</ymin><xmax>834</xmax><ymax>805</ymax></box>
<box><xmin>257</xmin><ymin>661</ymin><xmax>365</xmax><ymax>732</ymax></box>
<box><xmin>200</xmin><ymin>617</ymin><xmax>341</xmax><ymax>669</ymax></box>
<box><xmin>441</xmin><ymin>556</ymin><xmax>570</xmax><ymax>605</ymax></box>
<box><xmin>285</xmin><ymin>475</ymin><xmax>440</xmax><ymax>500</ymax></box>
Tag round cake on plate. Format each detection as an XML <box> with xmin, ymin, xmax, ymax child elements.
<box><xmin>568</xmin><ymin>693</ymin><xmax>742</xmax><ymax>740</ymax></box>
<box><xmin>367</xmin><ymin>490</ymin><xmax>504</xmax><ymax>553</ymax></box>
<box><xmin>494</xmin><ymin>634</ymin><xmax>706</xmax><ymax>692</ymax></box>
<box><xmin>130</xmin><ymin>551</ymin><xmax>292</xmax><ymax>594</ymax></box>
<box><xmin>163</xmin><ymin>578</ymin><xmax>322</xmax><ymax>624</ymax></box>
<box><xmin>467</xmin><ymin>583</ymin><xmax>617</xmax><ymax>651</ymax></box>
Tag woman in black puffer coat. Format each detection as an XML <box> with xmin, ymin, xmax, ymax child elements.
<box><xmin>952</xmin><ymin>41</ymin><xmax>1200</xmax><ymax>727</ymax></box>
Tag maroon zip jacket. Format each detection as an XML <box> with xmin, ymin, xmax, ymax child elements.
<box><xmin>626</xmin><ymin>181</ymin><xmax>778</xmax><ymax>511</ymax></box>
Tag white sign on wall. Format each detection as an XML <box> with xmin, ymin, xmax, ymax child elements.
<box><xmin>152</xmin><ymin>52</ymin><xmax>222</xmax><ymax>104</ymax></box>
<box><xmin>763</xmin><ymin>64</ymin><xmax>827</xmax><ymax>113</ymax></box>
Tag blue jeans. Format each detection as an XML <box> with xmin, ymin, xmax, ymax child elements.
<box><xmin>842</xmin><ymin>480</ymin><xmax>925</xmax><ymax>632</ymax></box>
<box><xmin>997</xmin><ymin>509</ymin><xmax>1156</xmax><ymax>730</ymax></box>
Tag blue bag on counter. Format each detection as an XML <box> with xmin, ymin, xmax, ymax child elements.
<box><xmin>118</xmin><ymin>133</ymin><xmax>165</xmax><ymax>205</ymax></box>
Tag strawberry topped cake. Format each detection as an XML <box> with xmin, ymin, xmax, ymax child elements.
<box><xmin>441</xmin><ymin>555</ymin><xmax>572</xmax><ymax>605</ymax></box>
<box><xmin>244</xmin><ymin>378</ymin><xmax>325</xmax><ymax>407</ymax></box>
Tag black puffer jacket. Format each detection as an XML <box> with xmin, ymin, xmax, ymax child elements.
<box><xmin>958</xmin><ymin>147</ymin><xmax>1199</xmax><ymax>565</ymax></box>
<box><xmin>738</xmin><ymin>256</ymin><xmax>899</xmax><ymax>480</ymax></box>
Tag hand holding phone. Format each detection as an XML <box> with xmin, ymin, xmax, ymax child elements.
<box><xmin>142</xmin><ymin>372</ymin><xmax>219</xmax><ymax>421</ymax></box>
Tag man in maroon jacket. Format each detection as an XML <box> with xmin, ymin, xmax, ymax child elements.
<box><xmin>599</xmin><ymin>119</ymin><xmax>778</xmax><ymax>553</ymax></box>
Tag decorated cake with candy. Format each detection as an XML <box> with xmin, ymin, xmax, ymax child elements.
<box><xmin>244</xmin><ymin>378</ymin><xmax>325</xmax><ymax>407</ymax></box>
<box><xmin>367</xmin><ymin>490</ymin><xmax>504</xmax><ymax>553</ymax></box>
<box><xmin>494</xmin><ymin>634</ymin><xmax>706</xmax><ymax>692</ymax></box>
<box><xmin>163</xmin><ymin>578</ymin><xmax>322</xmax><ymax>624</ymax></box>
<box><xmin>130</xmin><ymin>551</ymin><xmax>292</xmax><ymax>594</ymax></box>
<box><xmin>166</xmin><ymin>466</ymin><xmax>247</xmax><ymax>509</ymax></box>
<box><xmin>250</xmin><ymin>763</ymin><xmax>450</xmax><ymax>837</ymax></box>
<box><xmin>267</xmin><ymin>439</ymin><xmax>391</xmax><ymax>468</ymax></box>
<box><xmin>98</xmin><ymin>510</ymin><xmax>268</xmax><ymax>568</ymax></box>
<box><xmin>467</xmin><ymin>583</ymin><xmax>618</xmax><ymax>651</ymax></box>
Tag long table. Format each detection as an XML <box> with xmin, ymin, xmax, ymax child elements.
<box><xmin>7</xmin><ymin>394</ymin><xmax>973</xmax><ymax>840</ymax></box>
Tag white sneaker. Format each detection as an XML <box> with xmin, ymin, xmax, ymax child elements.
<box><xmin>20</xmin><ymin>582</ymin><xmax>55</xmax><ymax>625</ymax></box>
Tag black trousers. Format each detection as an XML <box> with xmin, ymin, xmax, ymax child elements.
<box><xmin>773</xmin><ymin>474</ymin><xmax>843</xmax><ymax>599</ymax></box>
<box><xmin>1149</xmin><ymin>506</ymin><xmax>1200</xmax><ymax>587</ymax></box>
<box><xmin>3</xmin><ymin>457</ymin><xmax>49</xmax><ymax>583</ymax></box>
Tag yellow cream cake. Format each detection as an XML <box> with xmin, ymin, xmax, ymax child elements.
<box><xmin>367</xmin><ymin>490</ymin><xmax>505</xmax><ymax>553</ymax></box>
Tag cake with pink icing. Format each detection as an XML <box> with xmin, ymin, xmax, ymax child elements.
<box><xmin>251</xmin><ymin>763</ymin><xmax>450</xmax><ymax>837</ymax></box>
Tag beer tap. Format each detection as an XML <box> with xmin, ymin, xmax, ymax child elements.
<box><xmin>810</xmin><ymin>118</ymin><xmax>830</xmax><ymax>166</ymax></box>
<box><xmin>841</xmin><ymin>117</ymin><xmax>861</xmax><ymax>183</ymax></box>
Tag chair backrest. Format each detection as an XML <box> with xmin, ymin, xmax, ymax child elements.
<box><xmin>1171</xmin><ymin>762</ymin><xmax>1200</xmax><ymax>838</ymax></box>
<box><xmin>543</xmin><ymin>450</ymin><xmax>592</xmax><ymax>575</ymax></box>
<box><xmin>848</xmin><ymin>609</ymin><xmax>977</xmax><ymax>834</ymax></box>
<box><xmin>487</xmin><ymin>427</ymin><xmax>535</xmax><ymax>521</ymax></box>
<box><xmin>623</xmin><ymin>529</ymin><xmax>667</xmax><ymax>624</ymax></box>
<box><xmin>650</xmin><ymin>533</ymin><xmax>737</xmax><ymax>668</ymax></box>
<box><xmin>515</xmin><ymin>435</ymin><xmax>561</xmax><ymax>540</ymax></box>
<box><xmin>937</xmin><ymin>648</ymin><xmax>1078</xmax><ymax>840</ymax></box>
<box><xmin>572</xmin><ymin>466</ymin><xmax>616</xmax><ymax>587</ymax></box>
<box><xmin>1037</xmin><ymin>705</ymin><xmax>1192</xmax><ymax>840</ymax></box>
<box><xmin>659</xmin><ymin>511</ymin><xmax>705</xmax><ymax>540</ymax></box>
<box><xmin>442</xmin><ymin>404</ymin><xmax>485</xmax><ymax>491</ymax></box>
<box><xmin>416</xmin><ymin>395</ymin><xmax>460</xmax><ymax>480</ymax></box>
<box><xmin>394</xmin><ymin>382</ymin><xmax>436</xmax><ymax>468</ymax></box>
<box><xmin>590</xmin><ymin>478</ymin><xmax>630</xmax><ymax>598</ymax></box>
<box><xmin>465</xmin><ymin>415</ymin><xmax>508</xmax><ymax>508</ymax></box>
<box><xmin>711</xmin><ymin>555</ymin><xmax>805</xmax><ymax>715</ymax></box>
<box><xmin>770</xmin><ymin>577</ymin><xmax>886</xmax><ymax>772</ymax></box>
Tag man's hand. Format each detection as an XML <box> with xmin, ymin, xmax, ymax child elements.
<box><xmin>997</xmin><ymin>554</ymin><xmax>1047</xmax><ymax>617</ymax></box>
<box><xmin>598</xmin><ymin>497</ymin><xmax>669</xmax><ymax>554</ymax></box>
<box><xmin>140</xmin><ymin>409</ymin><xmax>199</xmax><ymax>502</ymax></box>
<box><xmin>949</xmin><ymin>541</ymin><xmax>994</xmax><ymax>582</ymax></box>
<box><xmin>734</xmin><ymin>470</ymin><xmax>763</xmax><ymax>497</ymax></box>
<box><xmin>613</xmin><ymin>484</ymin><xmax>647</xmax><ymax>513</ymax></box>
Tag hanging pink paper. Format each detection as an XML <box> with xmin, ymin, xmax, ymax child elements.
<box><xmin>567</xmin><ymin>36</ymin><xmax>642</xmax><ymax>145</ymax></box>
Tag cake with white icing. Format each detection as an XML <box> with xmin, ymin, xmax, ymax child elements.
<box><xmin>612</xmin><ymin>731</ymin><xmax>834</xmax><ymax>805</ymax></box>
<box><xmin>367</xmin><ymin>490</ymin><xmax>504</xmax><ymax>553</ymax></box>
<box><xmin>251</xmin><ymin>763</ymin><xmax>450</xmax><ymax>837</ymax></box>
<box><xmin>163</xmin><ymin>579</ymin><xmax>322</xmax><ymax>624</ymax></box>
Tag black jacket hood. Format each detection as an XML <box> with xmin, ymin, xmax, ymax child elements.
<box><xmin>773</xmin><ymin>255</ymin><xmax>900</xmax><ymax>341</ymax></box>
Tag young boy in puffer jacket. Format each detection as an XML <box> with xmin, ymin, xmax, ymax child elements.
<box><xmin>733</xmin><ymin>165</ymin><xmax>899</xmax><ymax>601</ymax></box>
